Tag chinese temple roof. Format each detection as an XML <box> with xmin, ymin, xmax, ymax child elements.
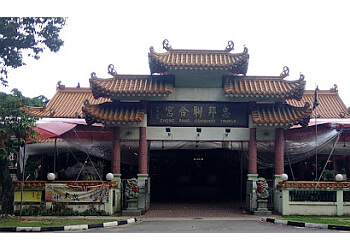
<box><xmin>23</xmin><ymin>83</ymin><xmax>109</xmax><ymax>118</ymax></box>
<box><xmin>23</xmin><ymin>84</ymin><xmax>349</xmax><ymax>124</ymax></box>
<box><xmin>148</xmin><ymin>40</ymin><xmax>249</xmax><ymax>75</ymax></box>
<box><xmin>286</xmin><ymin>86</ymin><xmax>350</xmax><ymax>119</ymax></box>
<box><xmin>251</xmin><ymin>102</ymin><xmax>312</xmax><ymax>127</ymax></box>
<box><xmin>90</xmin><ymin>70</ymin><xmax>175</xmax><ymax>99</ymax></box>
<box><xmin>223</xmin><ymin>67</ymin><xmax>306</xmax><ymax>101</ymax></box>
<box><xmin>82</xmin><ymin>100</ymin><xmax>145</xmax><ymax>126</ymax></box>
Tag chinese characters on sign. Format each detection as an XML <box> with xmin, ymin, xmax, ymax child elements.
<box><xmin>45</xmin><ymin>183</ymin><xmax>109</xmax><ymax>203</ymax></box>
<box><xmin>148</xmin><ymin>102</ymin><xmax>248</xmax><ymax>127</ymax></box>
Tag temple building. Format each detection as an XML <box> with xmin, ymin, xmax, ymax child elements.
<box><xmin>22</xmin><ymin>40</ymin><xmax>350</xmax><ymax>215</ymax></box>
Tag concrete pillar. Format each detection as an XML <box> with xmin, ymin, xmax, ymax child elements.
<box><xmin>137</xmin><ymin>174</ymin><xmax>149</xmax><ymax>212</ymax></box>
<box><xmin>111</xmin><ymin>127</ymin><xmax>122</xmax><ymax>213</ymax></box>
<box><xmin>111</xmin><ymin>127</ymin><xmax>121</xmax><ymax>174</ymax></box>
<box><xmin>336</xmin><ymin>190</ymin><xmax>344</xmax><ymax>216</ymax></box>
<box><xmin>274</xmin><ymin>128</ymin><xmax>284</xmax><ymax>175</ymax></box>
<box><xmin>138</xmin><ymin>127</ymin><xmax>148</xmax><ymax>175</ymax></box>
<box><xmin>248</xmin><ymin>128</ymin><xmax>257</xmax><ymax>175</ymax></box>
<box><xmin>273</xmin><ymin>128</ymin><xmax>285</xmax><ymax>210</ymax></box>
<box><xmin>247</xmin><ymin>128</ymin><xmax>258</xmax><ymax>212</ymax></box>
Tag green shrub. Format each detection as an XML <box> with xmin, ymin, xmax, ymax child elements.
<box><xmin>321</xmin><ymin>169</ymin><xmax>336</xmax><ymax>181</ymax></box>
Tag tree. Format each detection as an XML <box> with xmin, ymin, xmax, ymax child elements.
<box><xmin>0</xmin><ymin>17</ymin><xmax>67</xmax><ymax>86</ymax></box>
<box><xmin>0</xmin><ymin>90</ymin><xmax>44</xmax><ymax>214</ymax></box>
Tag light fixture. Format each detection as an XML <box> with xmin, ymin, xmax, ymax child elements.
<box><xmin>166</xmin><ymin>127</ymin><xmax>171</xmax><ymax>136</ymax></box>
<box><xmin>335</xmin><ymin>174</ymin><xmax>344</xmax><ymax>182</ymax></box>
<box><xmin>106</xmin><ymin>173</ymin><xmax>114</xmax><ymax>181</ymax></box>
<box><xmin>47</xmin><ymin>173</ymin><xmax>56</xmax><ymax>181</ymax></box>
<box><xmin>343</xmin><ymin>137</ymin><xmax>346</xmax><ymax>147</ymax></box>
<box><xmin>281</xmin><ymin>173</ymin><xmax>288</xmax><ymax>182</ymax></box>
<box><xmin>196</xmin><ymin>128</ymin><xmax>202</xmax><ymax>137</ymax></box>
<box><xmin>225</xmin><ymin>128</ymin><xmax>231</xmax><ymax>136</ymax></box>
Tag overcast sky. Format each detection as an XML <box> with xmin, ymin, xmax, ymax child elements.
<box><xmin>2</xmin><ymin>0</ymin><xmax>350</xmax><ymax>107</ymax></box>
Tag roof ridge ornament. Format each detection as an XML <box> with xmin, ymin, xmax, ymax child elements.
<box><xmin>225</xmin><ymin>40</ymin><xmax>234</xmax><ymax>52</ymax></box>
<box><xmin>243</xmin><ymin>46</ymin><xmax>248</xmax><ymax>53</ymax></box>
<box><xmin>280</xmin><ymin>66</ymin><xmax>289</xmax><ymax>78</ymax></box>
<box><xmin>108</xmin><ymin>64</ymin><xmax>118</xmax><ymax>77</ymax></box>
<box><xmin>162</xmin><ymin>39</ymin><xmax>172</xmax><ymax>51</ymax></box>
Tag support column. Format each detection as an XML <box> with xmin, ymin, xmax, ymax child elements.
<box><xmin>248</xmin><ymin>128</ymin><xmax>258</xmax><ymax>179</ymax></box>
<box><xmin>138</xmin><ymin>127</ymin><xmax>148</xmax><ymax>175</ymax></box>
<box><xmin>247</xmin><ymin>128</ymin><xmax>258</xmax><ymax>213</ymax></box>
<box><xmin>111</xmin><ymin>127</ymin><xmax>122</xmax><ymax>213</ymax></box>
<box><xmin>111</xmin><ymin>127</ymin><xmax>121</xmax><ymax>174</ymax></box>
<box><xmin>274</xmin><ymin>128</ymin><xmax>284</xmax><ymax>176</ymax></box>
<box><xmin>274</xmin><ymin>127</ymin><xmax>285</xmax><ymax>210</ymax></box>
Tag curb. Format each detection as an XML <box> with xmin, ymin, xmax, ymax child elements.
<box><xmin>0</xmin><ymin>217</ymin><xmax>137</xmax><ymax>232</ymax></box>
<box><xmin>262</xmin><ymin>217</ymin><xmax>350</xmax><ymax>231</ymax></box>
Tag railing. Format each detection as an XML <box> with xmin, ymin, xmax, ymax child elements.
<box><xmin>290</xmin><ymin>190</ymin><xmax>336</xmax><ymax>202</ymax></box>
<box><xmin>277</xmin><ymin>181</ymin><xmax>350</xmax><ymax>216</ymax></box>
<box><xmin>344</xmin><ymin>191</ymin><xmax>350</xmax><ymax>202</ymax></box>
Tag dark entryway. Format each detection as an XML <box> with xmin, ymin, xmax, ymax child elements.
<box><xmin>150</xmin><ymin>148</ymin><xmax>245</xmax><ymax>203</ymax></box>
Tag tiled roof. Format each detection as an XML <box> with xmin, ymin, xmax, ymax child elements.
<box><xmin>89</xmin><ymin>74</ymin><xmax>174</xmax><ymax>99</ymax></box>
<box><xmin>287</xmin><ymin>88</ymin><xmax>350</xmax><ymax>119</ymax></box>
<box><xmin>23</xmin><ymin>84</ymin><xmax>110</xmax><ymax>118</ymax></box>
<box><xmin>223</xmin><ymin>73</ymin><xmax>306</xmax><ymax>101</ymax></box>
<box><xmin>148</xmin><ymin>40</ymin><xmax>249</xmax><ymax>75</ymax></box>
<box><xmin>82</xmin><ymin>100</ymin><xmax>145</xmax><ymax>125</ymax></box>
<box><xmin>251</xmin><ymin>102</ymin><xmax>312</xmax><ymax>127</ymax></box>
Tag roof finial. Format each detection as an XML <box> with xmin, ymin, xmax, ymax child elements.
<box><xmin>280</xmin><ymin>66</ymin><xmax>289</xmax><ymax>78</ymax></box>
<box><xmin>162</xmin><ymin>39</ymin><xmax>172</xmax><ymax>51</ymax></box>
<box><xmin>108</xmin><ymin>64</ymin><xmax>118</xmax><ymax>77</ymax></box>
<box><xmin>330</xmin><ymin>84</ymin><xmax>338</xmax><ymax>93</ymax></box>
<box><xmin>57</xmin><ymin>81</ymin><xmax>64</xmax><ymax>90</ymax></box>
<box><xmin>225</xmin><ymin>40</ymin><xmax>234</xmax><ymax>52</ymax></box>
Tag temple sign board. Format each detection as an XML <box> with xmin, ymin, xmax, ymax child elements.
<box><xmin>148</xmin><ymin>102</ymin><xmax>248</xmax><ymax>127</ymax></box>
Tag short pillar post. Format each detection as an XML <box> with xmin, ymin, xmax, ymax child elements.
<box><xmin>137</xmin><ymin>126</ymin><xmax>149</xmax><ymax>213</ymax></box>
<box><xmin>337</xmin><ymin>190</ymin><xmax>344</xmax><ymax>216</ymax></box>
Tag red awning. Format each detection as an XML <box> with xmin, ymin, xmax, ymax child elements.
<box><xmin>31</xmin><ymin>119</ymin><xmax>92</xmax><ymax>142</ymax></box>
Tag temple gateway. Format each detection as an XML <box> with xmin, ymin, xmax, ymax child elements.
<box><xmin>21</xmin><ymin>40</ymin><xmax>350</xmax><ymax>216</ymax></box>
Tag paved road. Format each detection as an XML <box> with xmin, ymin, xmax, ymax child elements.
<box><xmin>82</xmin><ymin>218</ymin><xmax>345</xmax><ymax>233</ymax></box>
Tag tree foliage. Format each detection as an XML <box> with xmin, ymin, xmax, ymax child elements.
<box><xmin>0</xmin><ymin>90</ymin><xmax>47</xmax><ymax>214</ymax></box>
<box><xmin>0</xmin><ymin>17</ymin><xmax>67</xmax><ymax>86</ymax></box>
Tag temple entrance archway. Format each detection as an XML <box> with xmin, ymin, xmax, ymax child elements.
<box><xmin>149</xmin><ymin>148</ymin><xmax>246</xmax><ymax>205</ymax></box>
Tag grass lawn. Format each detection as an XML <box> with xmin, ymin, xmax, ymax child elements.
<box><xmin>281</xmin><ymin>215</ymin><xmax>350</xmax><ymax>227</ymax></box>
<box><xmin>0</xmin><ymin>217</ymin><xmax>121</xmax><ymax>228</ymax></box>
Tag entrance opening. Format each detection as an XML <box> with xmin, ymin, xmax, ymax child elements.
<box><xmin>150</xmin><ymin>148</ymin><xmax>245</xmax><ymax>204</ymax></box>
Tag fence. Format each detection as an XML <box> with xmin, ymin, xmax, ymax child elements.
<box><xmin>276</xmin><ymin>181</ymin><xmax>350</xmax><ymax>215</ymax></box>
